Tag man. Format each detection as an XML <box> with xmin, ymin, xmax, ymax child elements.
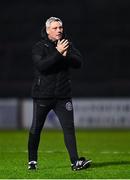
<box><xmin>28</xmin><ymin>17</ymin><xmax>91</xmax><ymax>171</ymax></box>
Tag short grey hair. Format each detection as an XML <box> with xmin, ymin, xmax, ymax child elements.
<box><xmin>45</xmin><ymin>17</ymin><xmax>63</xmax><ymax>29</ymax></box>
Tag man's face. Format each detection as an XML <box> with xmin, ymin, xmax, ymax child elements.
<box><xmin>46</xmin><ymin>21</ymin><xmax>63</xmax><ymax>41</ymax></box>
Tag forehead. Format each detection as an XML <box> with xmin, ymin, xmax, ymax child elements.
<box><xmin>49</xmin><ymin>21</ymin><xmax>62</xmax><ymax>28</ymax></box>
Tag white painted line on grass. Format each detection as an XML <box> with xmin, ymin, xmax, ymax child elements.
<box><xmin>2</xmin><ymin>150</ymin><xmax>130</xmax><ymax>154</ymax></box>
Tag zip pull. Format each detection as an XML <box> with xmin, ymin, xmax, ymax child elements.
<box><xmin>38</xmin><ymin>78</ymin><xmax>41</xmax><ymax>85</ymax></box>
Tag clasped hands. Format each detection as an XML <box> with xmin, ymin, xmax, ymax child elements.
<box><xmin>56</xmin><ymin>39</ymin><xmax>69</xmax><ymax>57</ymax></box>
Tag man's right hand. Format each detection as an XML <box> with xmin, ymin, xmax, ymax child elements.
<box><xmin>56</xmin><ymin>39</ymin><xmax>69</xmax><ymax>55</ymax></box>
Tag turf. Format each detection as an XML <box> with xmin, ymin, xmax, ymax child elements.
<box><xmin>0</xmin><ymin>129</ymin><xmax>130</xmax><ymax>179</ymax></box>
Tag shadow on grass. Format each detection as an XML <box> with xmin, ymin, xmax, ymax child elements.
<box><xmin>91</xmin><ymin>161</ymin><xmax>130</xmax><ymax>168</ymax></box>
<box><xmin>39</xmin><ymin>161</ymin><xmax>130</xmax><ymax>171</ymax></box>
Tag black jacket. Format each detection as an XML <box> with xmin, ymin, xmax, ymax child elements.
<box><xmin>31</xmin><ymin>29</ymin><xmax>82</xmax><ymax>99</ymax></box>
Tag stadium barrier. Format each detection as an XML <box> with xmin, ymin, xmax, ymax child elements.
<box><xmin>0</xmin><ymin>98</ymin><xmax>130</xmax><ymax>129</ymax></box>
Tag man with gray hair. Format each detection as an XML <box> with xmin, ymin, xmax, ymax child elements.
<box><xmin>28</xmin><ymin>17</ymin><xmax>91</xmax><ymax>171</ymax></box>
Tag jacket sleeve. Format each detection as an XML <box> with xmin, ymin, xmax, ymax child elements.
<box><xmin>65</xmin><ymin>44</ymin><xmax>82</xmax><ymax>69</ymax></box>
<box><xmin>32</xmin><ymin>42</ymin><xmax>63</xmax><ymax>72</ymax></box>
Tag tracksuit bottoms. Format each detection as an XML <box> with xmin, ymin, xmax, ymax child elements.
<box><xmin>28</xmin><ymin>98</ymin><xmax>79</xmax><ymax>163</ymax></box>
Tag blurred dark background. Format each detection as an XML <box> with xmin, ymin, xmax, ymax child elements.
<box><xmin>0</xmin><ymin>0</ymin><xmax>130</xmax><ymax>98</ymax></box>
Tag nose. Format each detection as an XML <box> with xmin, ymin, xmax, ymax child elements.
<box><xmin>57</xmin><ymin>28</ymin><xmax>62</xmax><ymax>32</ymax></box>
<box><xmin>57</xmin><ymin>27</ymin><xmax>63</xmax><ymax>32</ymax></box>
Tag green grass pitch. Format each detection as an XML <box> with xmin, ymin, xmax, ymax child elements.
<box><xmin>0</xmin><ymin>129</ymin><xmax>130</xmax><ymax>179</ymax></box>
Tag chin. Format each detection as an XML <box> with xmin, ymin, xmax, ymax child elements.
<box><xmin>57</xmin><ymin>37</ymin><xmax>62</xmax><ymax>40</ymax></box>
<box><xmin>57</xmin><ymin>36</ymin><xmax>62</xmax><ymax>40</ymax></box>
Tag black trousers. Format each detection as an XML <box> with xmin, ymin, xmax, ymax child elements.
<box><xmin>28</xmin><ymin>98</ymin><xmax>79</xmax><ymax>163</ymax></box>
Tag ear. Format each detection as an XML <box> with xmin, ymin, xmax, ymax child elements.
<box><xmin>46</xmin><ymin>27</ymin><xmax>49</xmax><ymax>35</ymax></box>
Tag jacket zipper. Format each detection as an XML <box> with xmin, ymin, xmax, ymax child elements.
<box><xmin>38</xmin><ymin>77</ymin><xmax>41</xmax><ymax>86</ymax></box>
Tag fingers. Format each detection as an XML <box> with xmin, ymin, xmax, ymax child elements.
<box><xmin>56</xmin><ymin>39</ymin><xmax>69</xmax><ymax>54</ymax></box>
<box><xmin>60</xmin><ymin>39</ymin><xmax>66</xmax><ymax>43</ymax></box>
<box><xmin>58</xmin><ymin>39</ymin><xmax>69</xmax><ymax>46</ymax></box>
<box><xmin>64</xmin><ymin>43</ymin><xmax>69</xmax><ymax>49</ymax></box>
